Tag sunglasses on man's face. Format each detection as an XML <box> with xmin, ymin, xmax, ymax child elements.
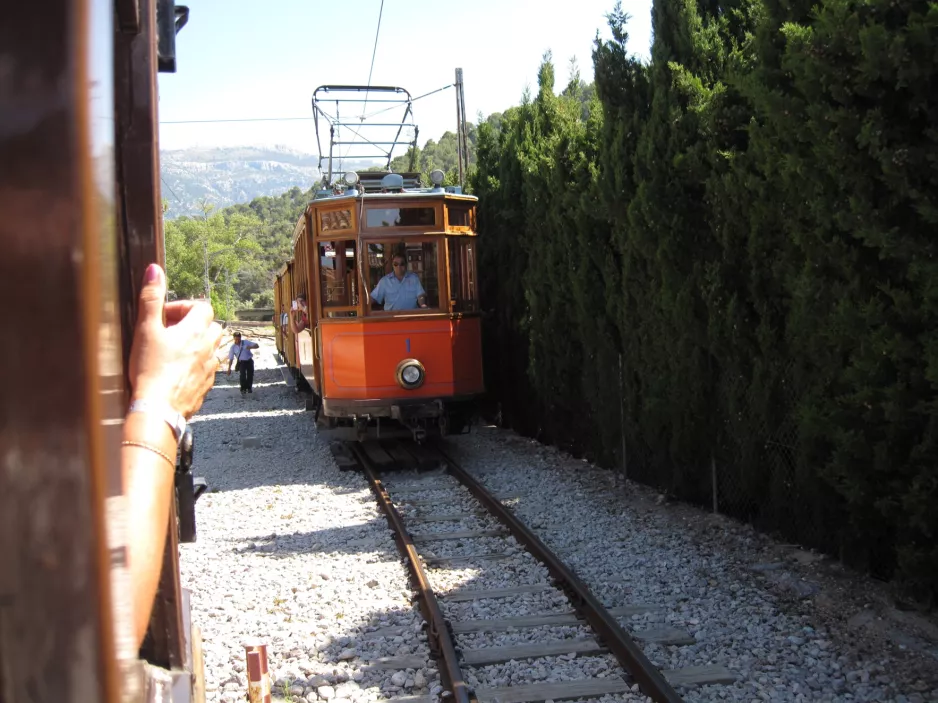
<box><xmin>393</xmin><ymin>261</ymin><xmax>406</xmax><ymax>267</ymax></box>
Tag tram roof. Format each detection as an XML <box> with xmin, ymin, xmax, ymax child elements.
<box><xmin>291</xmin><ymin>187</ymin><xmax>477</xmax><ymax>246</ymax></box>
<box><xmin>310</xmin><ymin>170</ymin><xmax>477</xmax><ymax>204</ymax></box>
<box><xmin>308</xmin><ymin>189</ymin><xmax>478</xmax><ymax>205</ymax></box>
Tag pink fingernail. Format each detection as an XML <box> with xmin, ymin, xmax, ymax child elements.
<box><xmin>145</xmin><ymin>264</ymin><xmax>161</xmax><ymax>283</ymax></box>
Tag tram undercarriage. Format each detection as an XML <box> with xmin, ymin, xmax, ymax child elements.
<box><xmin>316</xmin><ymin>397</ymin><xmax>476</xmax><ymax>443</ymax></box>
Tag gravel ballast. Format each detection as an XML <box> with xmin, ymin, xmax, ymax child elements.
<box><xmin>444</xmin><ymin>429</ymin><xmax>938</xmax><ymax>703</ymax></box>
<box><xmin>179</xmin><ymin>341</ymin><xmax>438</xmax><ymax>703</ymax></box>
<box><xmin>179</xmin><ymin>337</ymin><xmax>938</xmax><ymax>703</ymax></box>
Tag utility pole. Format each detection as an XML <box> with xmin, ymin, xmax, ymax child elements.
<box><xmin>455</xmin><ymin>68</ymin><xmax>469</xmax><ymax>189</ymax></box>
<box><xmin>459</xmin><ymin>69</ymin><xmax>469</xmax><ymax>187</ymax></box>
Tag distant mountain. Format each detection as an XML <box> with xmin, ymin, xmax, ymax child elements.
<box><xmin>159</xmin><ymin>146</ymin><xmax>376</xmax><ymax>218</ymax></box>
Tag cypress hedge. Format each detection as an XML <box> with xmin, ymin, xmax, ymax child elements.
<box><xmin>472</xmin><ymin>0</ymin><xmax>938</xmax><ymax>600</ymax></box>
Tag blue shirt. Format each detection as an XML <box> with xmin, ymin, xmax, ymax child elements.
<box><xmin>371</xmin><ymin>271</ymin><xmax>427</xmax><ymax>310</ymax></box>
<box><xmin>228</xmin><ymin>340</ymin><xmax>258</xmax><ymax>362</ymax></box>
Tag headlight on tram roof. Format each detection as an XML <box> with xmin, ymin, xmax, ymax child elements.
<box><xmin>395</xmin><ymin>359</ymin><xmax>426</xmax><ymax>390</ymax></box>
<box><xmin>344</xmin><ymin>171</ymin><xmax>359</xmax><ymax>185</ymax></box>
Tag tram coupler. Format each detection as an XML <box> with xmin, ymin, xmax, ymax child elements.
<box><xmin>355</xmin><ymin>416</ymin><xmax>370</xmax><ymax>442</ymax></box>
<box><xmin>175</xmin><ymin>426</ymin><xmax>208</xmax><ymax>543</ymax></box>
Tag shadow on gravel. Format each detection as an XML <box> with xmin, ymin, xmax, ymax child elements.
<box><xmin>206</xmin><ymin>381</ymin><xmax>287</xmax><ymax>392</ymax></box>
<box><xmin>186</xmin><ymin>366</ymin><xmax>346</xmax><ymax>492</ymax></box>
<box><xmin>184</xmin><ymin>364</ymin><xmax>591</xmax><ymax>701</ymax></box>
<box><xmin>223</xmin><ymin>519</ymin><xmax>405</xmax><ymax>560</ymax></box>
<box><xmin>259</xmin><ymin>604</ymin><xmax>436</xmax><ymax>700</ymax></box>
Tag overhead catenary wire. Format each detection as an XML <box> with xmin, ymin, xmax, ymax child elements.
<box><xmin>161</xmin><ymin>176</ymin><xmax>182</xmax><ymax>203</ymax></box>
<box><xmin>360</xmin><ymin>0</ymin><xmax>385</xmax><ymax>120</ymax></box>
<box><xmin>160</xmin><ymin>116</ymin><xmax>315</xmax><ymax>124</ymax></box>
<box><xmin>359</xmin><ymin>84</ymin><xmax>454</xmax><ymax>121</ymax></box>
<box><xmin>342</xmin><ymin>0</ymin><xmax>387</xmax><ymax>165</ymax></box>
<box><xmin>159</xmin><ymin>85</ymin><xmax>453</xmax><ymax>126</ymax></box>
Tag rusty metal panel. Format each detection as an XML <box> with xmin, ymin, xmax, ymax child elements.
<box><xmin>245</xmin><ymin>642</ymin><xmax>272</xmax><ymax>703</ymax></box>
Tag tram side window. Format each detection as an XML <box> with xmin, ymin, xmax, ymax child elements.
<box><xmin>447</xmin><ymin>205</ymin><xmax>473</xmax><ymax>229</ymax></box>
<box><xmin>448</xmin><ymin>238</ymin><xmax>477</xmax><ymax>312</ymax></box>
<box><xmin>319</xmin><ymin>240</ymin><xmax>358</xmax><ymax>317</ymax></box>
<box><xmin>367</xmin><ymin>241</ymin><xmax>440</xmax><ymax>311</ymax></box>
<box><xmin>321</xmin><ymin>209</ymin><xmax>352</xmax><ymax>232</ymax></box>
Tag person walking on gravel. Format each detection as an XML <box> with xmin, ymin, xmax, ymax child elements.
<box><xmin>227</xmin><ymin>331</ymin><xmax>259</xmax><ymax>394</ymax></box>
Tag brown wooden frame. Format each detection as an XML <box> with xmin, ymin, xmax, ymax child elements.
<box><xmin>282</xmin><ymin>262</ymin><xmax>297</xmax><ymax>369</ymax></box>
<box><xmin>359</xmin><ymin>236</ymin><xmax>448</xmax><ymax>317</ymax></box>
<box><xmin>302</xmin><ymin>197</ymin><xmax>481</xmax><ymax>321</ymax></box>
<box><xmin>359</xmin><ymin>200</ymin><xmax>444</xmax><ymax>235</ymax></box>
<box><xmin>1</xmin><ymin>1</ymin><xmax>207</xmax><ymax>700</ymax></box>
<box><xmin>114</xmin><ymin>0</ymin><xmax>189</xmax><ymax>675</ymax></box>
<box><xmin>443</xmin><ymin>200</ymin><xmax>477</xmax><ymax>233</ymax></box>
<box><xmin>273</xmin><ymin>274</ymin><xmax>283</xmax><ymax>353</ymax></box>
<box><xmin>314</xmin><ymin>203</ymin><xmax>358</xmax><ymax>238</ymax></box>
<box><xmin>443</xmin><ymin>235</ymin><xmax>478</xmax><ymax>312</ymax></box>
<box><xmin>1</xmin><ymin>1</ymin><xmax>126</xmax><ymax>701</ymax></box>
<box><xmin>314</xmin><ymin>238</ymin><xmax>360</xmax><ymax>316</ymax></box>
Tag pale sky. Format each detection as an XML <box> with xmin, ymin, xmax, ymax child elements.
<box><xmin>157</xmin><ymin>0</ymin><xmax>653</xmax><ymax>155</ymax></box>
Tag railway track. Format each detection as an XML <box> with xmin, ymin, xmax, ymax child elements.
<box><xmin>330</xmin><ymin>438</ymin><xmax>736</xmax><ymax>703</ymax></box>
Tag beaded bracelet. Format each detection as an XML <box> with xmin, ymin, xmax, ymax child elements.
<box><xmin>121</xmin><ymin>440</ymin><xmax>175</xmax><ymax>468</ymax></box>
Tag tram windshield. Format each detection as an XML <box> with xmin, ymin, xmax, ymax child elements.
<box><xmin>366</xmin><ymin>240</ymin><xmax>440</xmax><ymax>312</ymax></box>
<box><xmin>366</xmin><ymin>206</ymin><xmax>435</xmax><ymax>228</ymax></box>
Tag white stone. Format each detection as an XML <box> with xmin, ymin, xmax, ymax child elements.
<box><xmin>174</xmin><ymin>341</ymin><xmax>928</xmax><ymax>703</ymax></box>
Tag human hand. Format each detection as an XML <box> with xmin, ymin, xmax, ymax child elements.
<box><xmin>128</xmin><ymin>264</ymin><xmax>224</xmax><ymax>418</ymax></box>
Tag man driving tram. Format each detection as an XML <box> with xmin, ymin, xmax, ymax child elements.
<box><xmin>370</xmin><ymin>252</ymin><xmax>429</xmax><ymax>310</ymax></box>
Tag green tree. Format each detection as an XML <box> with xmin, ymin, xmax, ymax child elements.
<box><xmin>164</xmin><ymin>201</ymin><xmax>263</xmax><ymax>319</ymax></box>
<box><xmin>159</xmin><ymin>0</ymin><xmax>938</xmax><ymax>599</ymax></box>
<box><xmin>472</xmin><ymin>0</ymin><xmax>938</xmax><ymax>598</ymax></box>
<box><xmin>223</xmin><ymin>185</ymin><xmax>316</xmax><ymax>303</ymax></box>
<box><xmin>739</xmin><ymin>0</ymin><xmax>938</xmax><ymax>591</ymax></box>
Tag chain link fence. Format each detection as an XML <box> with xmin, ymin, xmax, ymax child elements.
<box><xmin>615</xmin><ymin>357</ymin><xmax>844</xmax><ymax>557</ymax></box>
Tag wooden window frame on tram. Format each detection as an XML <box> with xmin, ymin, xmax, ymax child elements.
<box><xmin>443</xmin><ymin>200</ymin><xmax>476</xmax><ymax>233</ymax></box>
<box><xmin>310</xmin><ymin>202</ymin><xmax>480</xmax><ymax>321</ymax></box>
<box><xmin>359</xmin><ymin>236</ymin><xmax>446</xmax><ymax>316</ymax></box>
<box><xmin>358</xmin><ymin>201</ymin><xmax>444</xmax><ymax>235</ymax></box>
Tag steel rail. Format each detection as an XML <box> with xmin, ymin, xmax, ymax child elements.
<box><xmin>435</xmin><ymin>445</ymin><xmax>685</xmax><ymax>703</ymax></box>
<box><xmin>350</xmin><ymin>444</ymin><xmax>471</xmax><ymax>703</ymax></box>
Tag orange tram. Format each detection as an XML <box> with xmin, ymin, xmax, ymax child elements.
<box><xmin>275</xmin><ymin>168</ymin><xmax>483</xmax><ymax>442</ymax></box>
